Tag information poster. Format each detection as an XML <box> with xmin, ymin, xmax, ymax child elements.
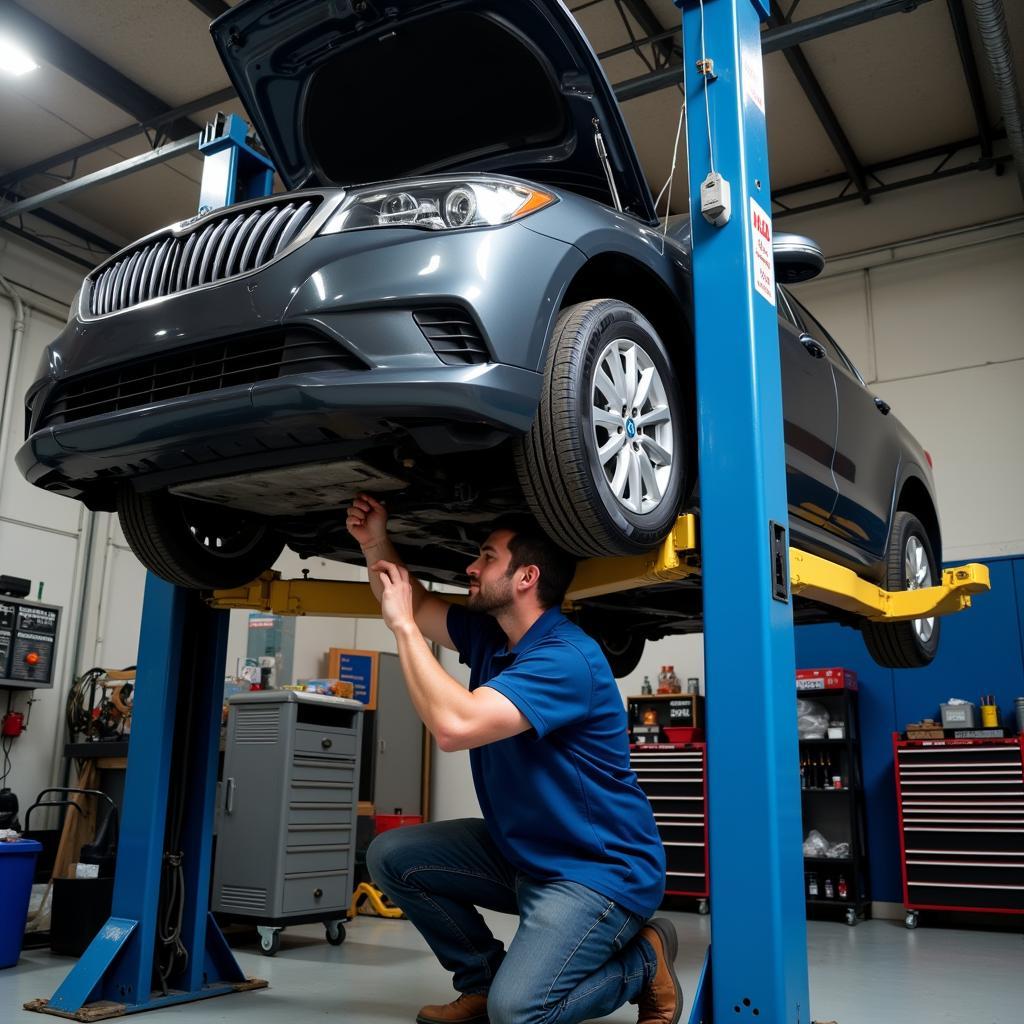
<box><xmin>328</xmin><ymin>648</ymin><xmax>379</xmax><ymax>709</ymax></box>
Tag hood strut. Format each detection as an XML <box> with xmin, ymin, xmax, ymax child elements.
<box><xmin>593</xmin><ymin>119</ymin><xmax>623</xmax><ymax>212</ymax></box>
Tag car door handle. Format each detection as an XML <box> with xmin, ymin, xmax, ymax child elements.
<box><xmin>874</xmin><ymin>397</ymin><xmax>891</xmax><ymax>415</ymax></box>
<box><xmin>799</xmin><ymin>334</ymin><xmax>825</xmax><ymax>359</ymax></box>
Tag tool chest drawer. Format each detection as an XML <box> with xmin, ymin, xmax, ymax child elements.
<box><xmin>894</xmin><ymin>736</ymin><xmax>1024</xmax><ymax>916</ymax></box>
<box><xmin>630</xmin><ymin>744</ymin><xmax>708</xmax><ymax>900</ymax></box>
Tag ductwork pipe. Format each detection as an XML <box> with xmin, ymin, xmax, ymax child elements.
<box><xmin>0</xmin><ymin>273</ymin><xmax>27</xmax><ymax>500</ymax></box>
<box><xmin>972</xmin><ymin>0</ymin><xmax>1024</xmax><ymax>201</ymax></box>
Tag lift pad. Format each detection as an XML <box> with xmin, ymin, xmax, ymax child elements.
<box><xmin>208</xmin><ymin>514</ymin><xmax>990</xmax><ymax>623</ymax></box>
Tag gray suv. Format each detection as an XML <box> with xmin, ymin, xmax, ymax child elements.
<box><xmin>17</xmin><ymin>0</ymin><xmax>941</xmax><ymax>670</ymax></box>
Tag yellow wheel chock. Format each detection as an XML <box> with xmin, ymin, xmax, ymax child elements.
<box><xmin>349</xmin><ymin>882</ymin><xmax>405</xmax><ymax>919</ymax></box>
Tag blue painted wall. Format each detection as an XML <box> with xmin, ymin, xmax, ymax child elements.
<box><xmin>794</xmin><ymin>555</ymin><xmax>1024</xmax><ymax>903</ymax></box>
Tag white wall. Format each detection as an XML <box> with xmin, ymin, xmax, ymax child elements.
<box><xmin>0</xmin><ymin>237</ymin><xmax>92</xmax><ymax>818</ymax></box>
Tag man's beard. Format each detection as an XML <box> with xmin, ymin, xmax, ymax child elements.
<box><xmin>467</xmin><ymin>575</ymin><xmax>514</xmax><ymax>615</ymax></box>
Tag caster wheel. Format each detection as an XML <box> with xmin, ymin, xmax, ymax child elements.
<box><xmin>326</xmin><ymin>921</ymin><xmax>346</xmax><ymax>946</ymax></box>
<box><xmin>258</xmin><ymin>927</ymin><xmax>282</xmax><ymax>956</ymax></box>
<box><xmin>904</xmin><ymin>912</ymin><xmax>918</xmax><ymax>930</ymax></box>
<box><xmin>697</xmin><ymin>899</ymin><xmax>709</xmax><ymax>916</ymax></box>
<box><xmin>845</xmin><ymin>908</ymin><xmax>858</xmax><ymax>927</ymax></box>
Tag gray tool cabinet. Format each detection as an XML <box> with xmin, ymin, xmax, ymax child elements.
<box><xmin>212</xmin><ymin>690</ymin><xmax>364</xmax><ymax>955</ymax></box>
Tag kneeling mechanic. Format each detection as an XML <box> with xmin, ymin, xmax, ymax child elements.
<box><xmin>347</xmin><ymin>493</ymin><xmax>683</xmax><ymax>1024</ymax></box>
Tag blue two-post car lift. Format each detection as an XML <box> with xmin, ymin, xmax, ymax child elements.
<box><xmin>24</xmin><ymin>4</ymin><xmax>990</xmax><ymax>1021</ymax></box>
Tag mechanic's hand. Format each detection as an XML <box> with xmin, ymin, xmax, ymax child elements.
<box><xmin>346</xmin><ymin>492</ymin><xmax>388</xmax><ymax>550</ymax></box>
<box><xmin>372</xmin><ymin>560</ymin><xmax>416</xmax><ymax>634</ymax></box>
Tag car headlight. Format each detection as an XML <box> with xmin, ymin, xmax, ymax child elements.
<box><xmin>320</xmin><ymin>178</ymin><xmax>556</xmax><ymax>234</ymax></box>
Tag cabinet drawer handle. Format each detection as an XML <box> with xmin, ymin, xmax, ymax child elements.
<box><xmin>225</xmin><ymin>778</ymin><xmax>236</xmax><ymax>814</ymax></box>
<box><xmin>321</xmin><ymin>738</ymin><xmax>333</xmax><ymax>750</ymax></box>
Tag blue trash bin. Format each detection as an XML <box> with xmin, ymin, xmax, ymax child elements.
<box><xmin>0</xmin><ymin>838</ymin><xmax>42</xmax><ymax>968</ymax></box>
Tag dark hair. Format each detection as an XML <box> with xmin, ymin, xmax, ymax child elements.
<box><xmin>489</xmin><ymin>515</ymin><xmax>577</xmax><ymax>609</ymax></box>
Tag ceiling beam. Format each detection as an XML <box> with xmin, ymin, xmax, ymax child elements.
<box><xmin>0</xmin><ymin>136</ymin><xmax>201</xmax><ymax>223</ymax></box>
<box><xmin>187</xmin><ymin>0</ymin><xmax>231</xmax><ymax>18</ymax></box>
<box><xmin>944</xmin><ymin>0</ymin><xmax>994</xmax><ymax>161</ymax></box>
<box><xmin>0</xmin><ymin>86</ymin><xmax>236</xmax><ymax>191</ymax></box>
<box><xmin>0</xmin><ymin>186</ymin><xmax>120</xmax><ymax>253</ymax></box>
<box><xmin>774</xmin><ymin>150</ymin><xmax>1012</xmax><ymax>218</ymax></box>
<box><xmin>767</xmin><ymin>1</ymin><xmax>871</xmax><ymax>204</ymax></box>
<box><xmin>0</xmin><ymin>223</ymin><xmax>97</xmax><ymax>271</ymax></box>
<box><xmin>619</xmin><ymin>0</ymin><xmax>678</xmax><ymax>66</ymax></box>
<box><xmin>0</xmin><ymin>0</ymin><xmax>201</xmax><ymax>140</ymax></box>
<box><xmin>772</xmin><ymin>128</ymin><xmax>1006</xmax><ymax>197</ymax></box>
<box><xmin>614</xmin><ymin>0</ymin><xmax>934</xmax><ymax>102</ymax></box>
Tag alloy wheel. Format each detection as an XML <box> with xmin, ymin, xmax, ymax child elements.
<box><xmin>590</xmin><ymin>337</ymin><xmax>674</xmax><ymax>515</ymax></box>
<box><xmin>904</xmin><ymin>534</ymin><xmax>935</xmax><ymax>644</ymax></box>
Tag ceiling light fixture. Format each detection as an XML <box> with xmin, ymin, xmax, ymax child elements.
<box><xmin>0</xmin><ymin>35</ymin><xmax>39</xmax><ymax>76</ymax></box>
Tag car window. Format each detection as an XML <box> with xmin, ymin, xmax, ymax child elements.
<box><xmin>787</xmin><ymin>292</ymin><xmax>866</xmax><ymax>385</ymax></box>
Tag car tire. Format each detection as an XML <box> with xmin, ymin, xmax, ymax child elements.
<box><xmin>117</xmin><ymin>487</ymin><xmax>285</xmax><ymax>590</ymax></box>
<box><xmin>515</xmin><ymin>299</ymin><xmax>688</xmax><ymax>557</ymax></box>
<box><xmin>594</xmin><ymin>630</ymin><xmax>647</xmax><ymax>678</ymax></box>
<box><xmin>861</xmin><ymin>511</ymin><xmax>941</xmax><ymax>669</ymax></box>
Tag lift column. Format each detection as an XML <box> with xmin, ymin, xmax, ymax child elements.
<box><xmin>676</xmin><ymin>2</ymin><xmax>810</xmax><ymax>1021</ymax></box>
<box><xmin>30</xmin><ymin>115</ymin><xmax>276</xmax><ymax>1021</ymax></box>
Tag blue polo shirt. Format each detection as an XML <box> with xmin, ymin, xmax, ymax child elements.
<box><xmin>447</xmin><ymin>603</ymin><xmax>665</xmax><ymax>917</ymax></box>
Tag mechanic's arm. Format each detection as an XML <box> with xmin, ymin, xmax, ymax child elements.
<box><xmin>347</xmin><ymin>492</ymin><xmax>455</xmax><ymax>650</ymax></box>
<box><xmin>373</xmin><ymin>560</ymin><xmax>532</xmax><ymax>752</ymax></box>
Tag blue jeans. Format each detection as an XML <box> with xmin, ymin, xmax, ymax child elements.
<box><xmin>366</xmin><ymin>818</ymin><xmax>658</xmax><ymax>1024</ymax></box>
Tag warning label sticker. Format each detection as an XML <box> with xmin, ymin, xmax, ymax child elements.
<box><xmin>750</xmin><ymin>197</ymin><xmax>776</xmax><ymax>306</ymax></box>
<box><xmin>743</xmin><ymin>50</ymin><xmax>765</xmax><ymax>116</ymax></box>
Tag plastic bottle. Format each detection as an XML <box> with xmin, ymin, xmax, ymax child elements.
<box><xmin>641</xmin><ymin>675</ymin><xmax>653</xmax><ymax>695</ymax></box>
<box><xmin>837</xmin><ymin>875</ymin><xmax>848</xmax><ymax>899</ymax></box>
<box><xmin>824</xmin><ymin>877</ymin><xmax>834</xmax><ymax>899</ymax></box>
<box><xmin>657</xmin><ymin>666</ymin><xmax>672</xmax><ymax>694</ymax></box>
<box><xmin>808</xmin><ymin>874</ymin><xmax>818</xmax><ymax>897</ymax></box>
<box><xmin>668</xmin><ymin>665</ymin><xmax>681</xmax><ymax>694</ymax></box>
<box><xmin>799</xmin><ymin>757</ymin><xmax>807</xmax><ymax>790</ymax></box>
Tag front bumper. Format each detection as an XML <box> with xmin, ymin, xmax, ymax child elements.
<box><xmin>17</xmin><ymin>361</ymin><xmax>541</xmax><ymax>505</ymax></box>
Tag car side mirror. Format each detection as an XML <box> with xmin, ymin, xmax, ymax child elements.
<box><xmin>773</xmin><ymin>233</ymin><xmax>825</xmax><ymax>283</ymax></box>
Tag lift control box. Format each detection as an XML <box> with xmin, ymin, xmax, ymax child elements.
<box><xmin>0</xmin><ymin>597</ymin><xmax>61</xmax><ymax>690</ymax></box>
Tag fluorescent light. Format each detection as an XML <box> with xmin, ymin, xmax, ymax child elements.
<box><xmin>0</xmin><ymin>36</ymin><xmax>39</xmax><ymax>76</ymax></box>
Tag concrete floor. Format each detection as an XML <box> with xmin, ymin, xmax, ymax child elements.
<box><xmin>2</xmin><ymin>911</ymin><xmax>1022</xmax><ymax>1024</ymax></box>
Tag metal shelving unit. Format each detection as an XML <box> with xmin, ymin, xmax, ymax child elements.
<box><xmin>629</xmin><ymin>741</ymin><xmax>709</xmax><ymax>914</ymax></box>
<box><xmin>798</xmin><ymin>672</ymin><xmax>871</xmax><ymax>925</ymax></box>
<box><xmin>894</xmin><ymin>735</ymin><xmax>1024</xmax><ymax>928</ymax></box>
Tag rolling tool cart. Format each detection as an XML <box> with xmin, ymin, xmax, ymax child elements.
<box><xmin>894</xmin><ymin>735</ymin><xmax>1024</xmax><ymax>928</ymax></box>
<box><xmin>629</xmin><ymin>738</ymin><xmax>709</xmax><ymax>914</ymax></box>
<box><xmin>212</xmin><ymin>690</ymin><xmax>364</xmax><ymax>956</ymax></box>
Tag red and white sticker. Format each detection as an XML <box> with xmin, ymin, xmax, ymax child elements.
<box><xmin>750</xmin><ymin>197</ymin><xmax>775</xmax><ymax>306</ymax></box>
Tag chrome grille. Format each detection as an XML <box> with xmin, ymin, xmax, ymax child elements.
<box><xmin>39</xmin><ymin>328</ymin><xmax>365</xmax><ymax>428</ymax></box>
<box><xmin>413</xmin><ymin>307</ymin><xmax>490</xmax><ymax>365</ymax></box>
<box><xmin>88</xmin><ymin>196</ymin><xmax>323</xmax><ymax>316</ymax></box>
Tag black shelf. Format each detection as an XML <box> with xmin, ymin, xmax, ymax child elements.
<box><xmin>799</xmin><ymin>683</ymin><xmax>871</xmax><ymax>923</ymax></box>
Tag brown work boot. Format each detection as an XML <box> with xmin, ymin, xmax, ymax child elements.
<box><xmin>416</xmin><ymin>993</ymin><xmax>488</xmax><ymax>1024</ymax></box>
<box><xmin>636</xmin><ymin>918</ymin><xmax>683</xmax><ymax>1024</ymax></box>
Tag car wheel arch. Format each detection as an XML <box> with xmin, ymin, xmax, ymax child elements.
<box><xmin>556</xmin><ymin>251</ymin><xmax>697</xmax><ymax>451</ymax></box>
<box><xmin>896</xmin><ymin>474</ymin><xmax>942</xmax><ymax>568</ymax></box>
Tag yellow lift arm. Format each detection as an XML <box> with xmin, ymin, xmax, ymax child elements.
<box><xmin>208</xmin><ymin>513</ymin><xmax>990</xmax><ymax>623</ymax></box>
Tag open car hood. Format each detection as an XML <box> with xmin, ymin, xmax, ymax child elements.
<box><xmin>210</xmin><ymin>0</ymin><xmax>657</xmax><ymax>221</ymax></box>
